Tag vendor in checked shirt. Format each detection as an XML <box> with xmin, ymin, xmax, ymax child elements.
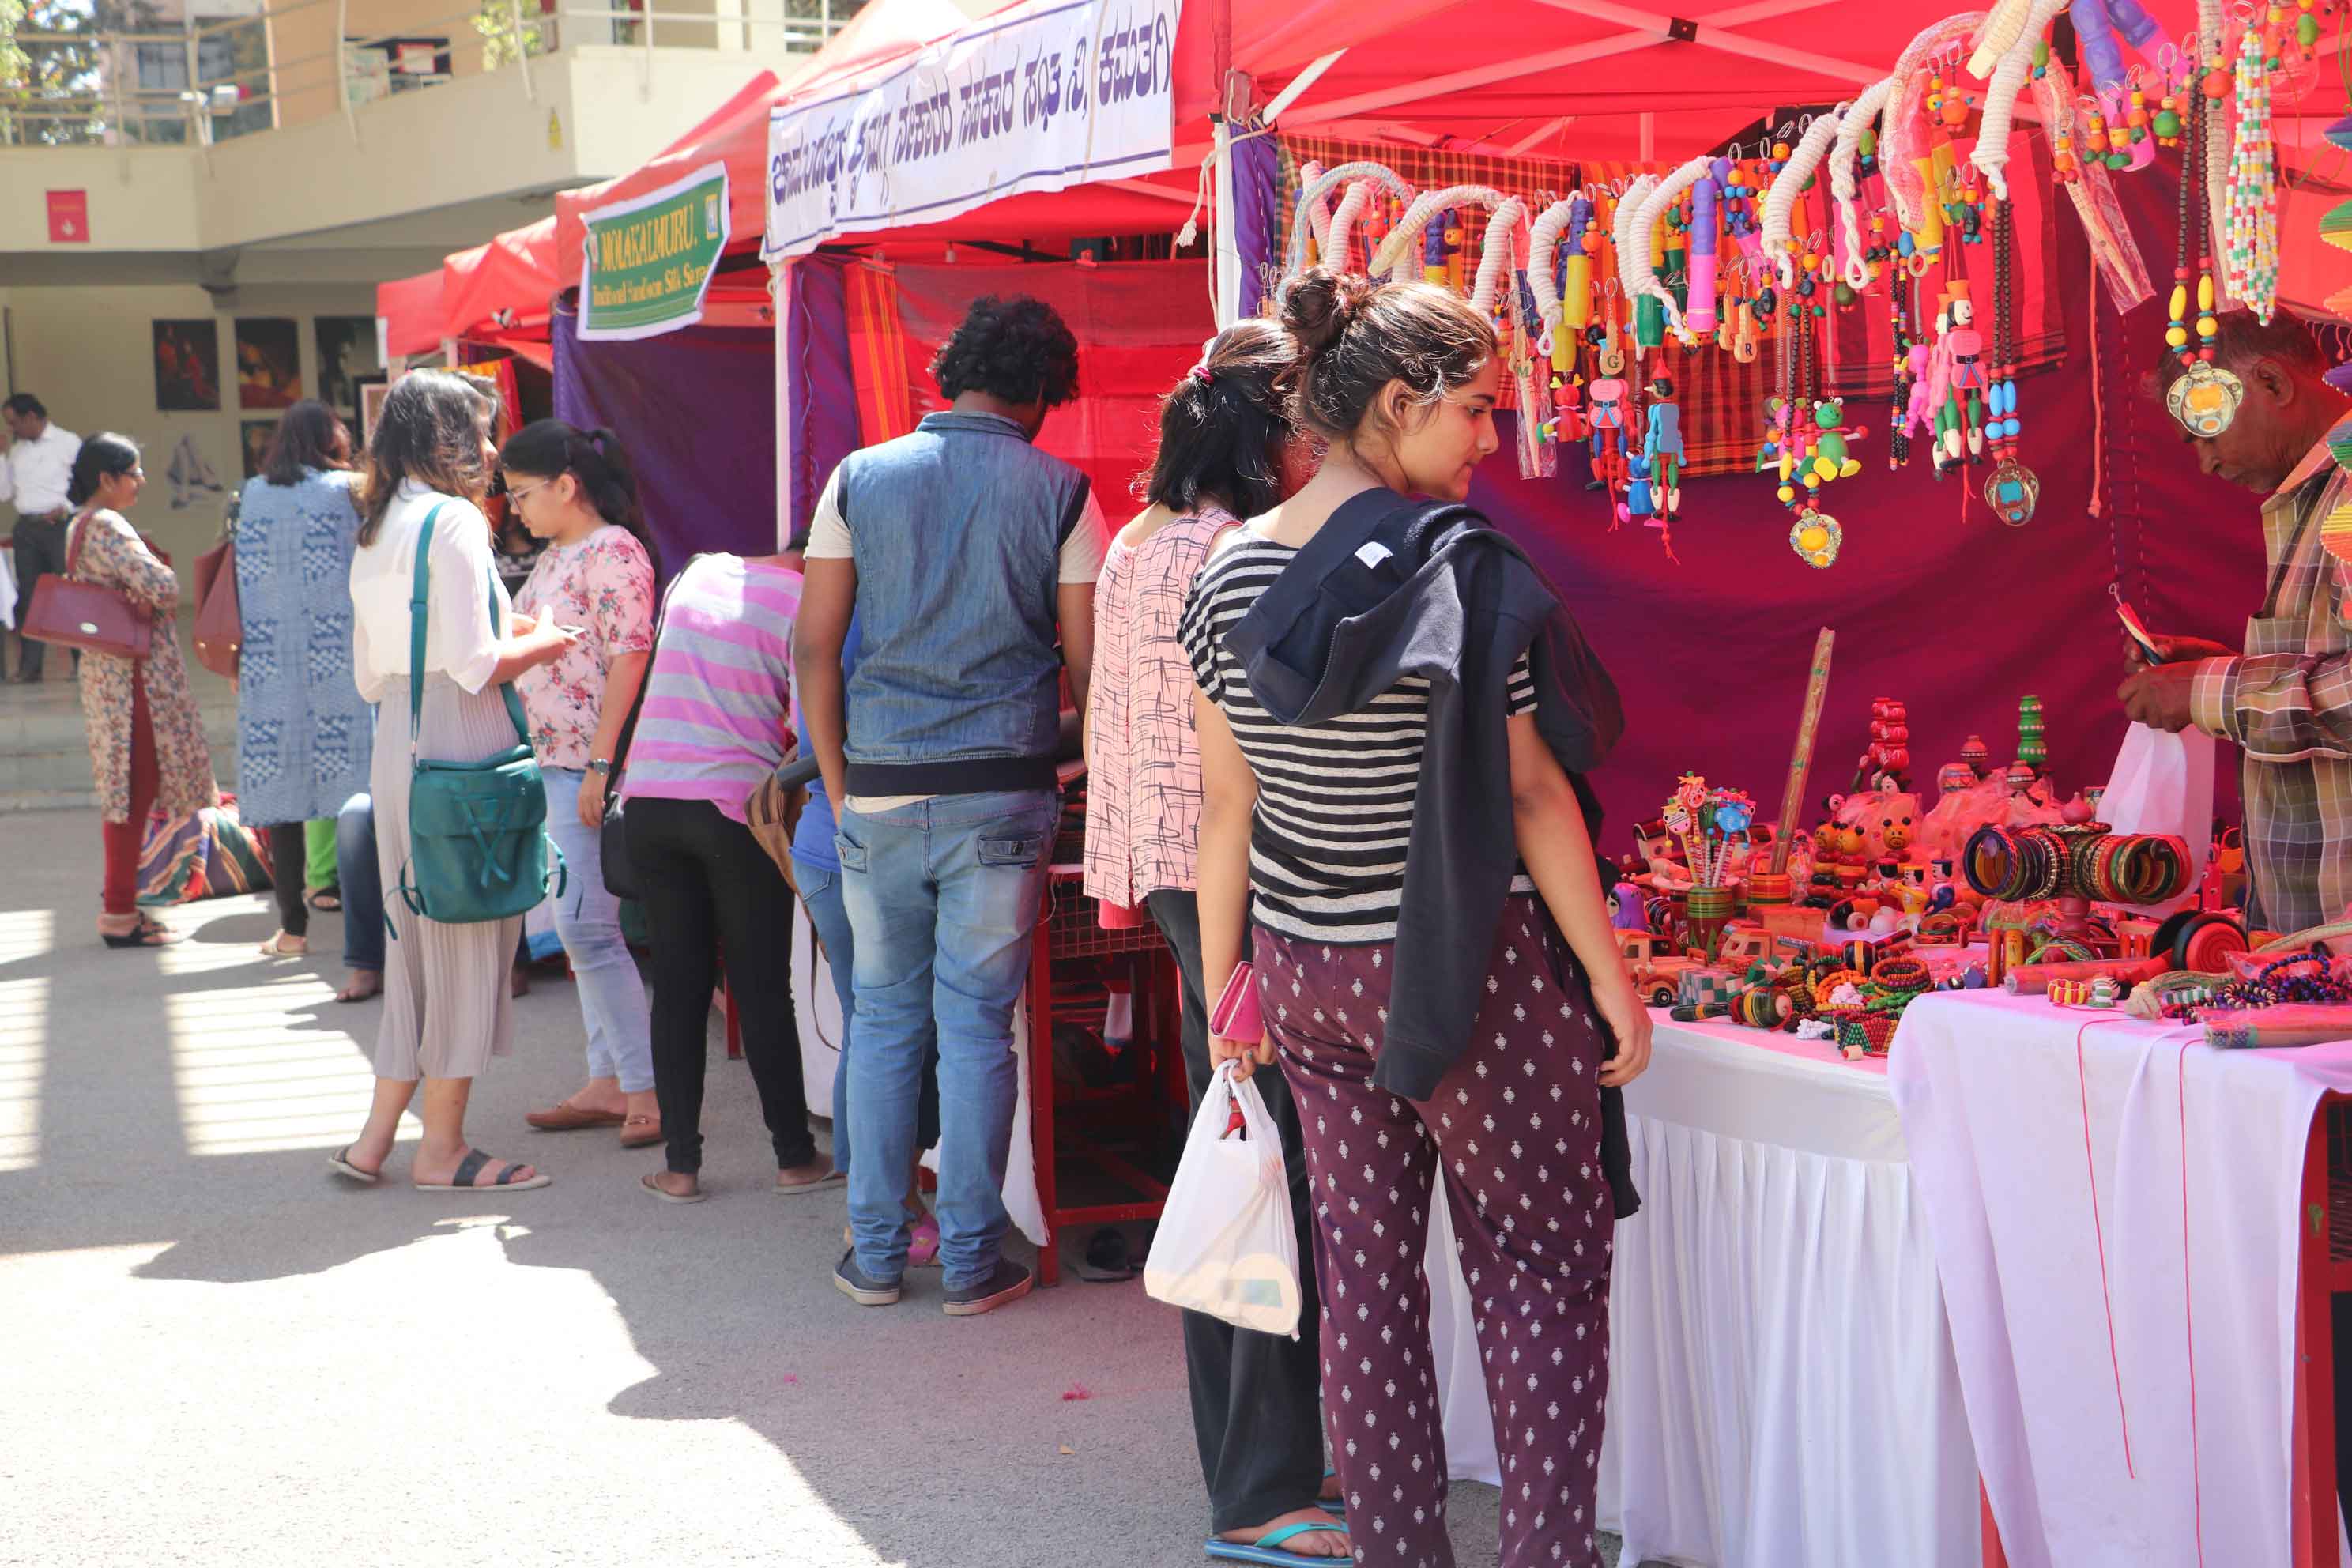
<box><xmin>2122</xmin><ymin>309</ymin><xmax>2352</xmax><ymax>937</ymax></box>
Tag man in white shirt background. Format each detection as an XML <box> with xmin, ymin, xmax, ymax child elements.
<box><xmin>2</xmin><ymin>394</ymin><xmax>84</xmax><ymax>683</ymax></box>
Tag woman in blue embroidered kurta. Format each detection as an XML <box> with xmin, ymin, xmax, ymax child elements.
<box><xmin>234</xmin><ymin>400</ymin><xmax>372</xmax><ymax>967</ymax></box>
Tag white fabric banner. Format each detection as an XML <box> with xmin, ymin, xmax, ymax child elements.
<box><xmin>1892</xmin><ymin>992</ymin><xmax>2352</xmax><ymax>1568</ymax></box>
<box><xmin>763</xmin><ymin>0</ymin><xmax>1180</xmax><ymax>259</ymax></box>
<box><xmin>1431</xmin><ymin>1020</ymin><xmax>1982</xmax><ymax>1566</ymax></box>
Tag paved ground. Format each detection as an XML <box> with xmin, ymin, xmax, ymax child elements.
<box><xmin>1</xmin><ymin>805</ymin><xmax>1642</xmax><ymax>1568</ymax></box>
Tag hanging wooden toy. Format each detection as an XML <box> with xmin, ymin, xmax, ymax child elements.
<box><xmin>1644</xmin><ymin>372</ymin><xmax>1686</xmax><ymax>527</ymax></box>
<box><xmin>1762</xmin><ymin>112</ymin><xmax>1843</xmax><ymax>291</ymax></box>
<box><xmin>2164</xmin><ymin>43</ymin><xmax>2245</xmax><ymax>438</ymax></box>
<box><xmin>1589</xmin><ymin>375</ymin><xmax>1632</xmax><ymax>503</ymax></box>
<box><xmin>1984</xmin><ymin>198</ymin><xmax>2040</xmax><ymax>524</ymax></box>
<box><xmin>1626</xmin><ymin>156</ymin><xmax>1713</xmax><ymax>349</ymax></box>
<box><xmin>1968</xmin><ymin>0</ymin><xmax>2071</xmax><ymax>203</ymax></box>
<box><xmin>1688</xmin><ymin>161</ymin><xmax>1726</xmax><ymax>333</ymax></box>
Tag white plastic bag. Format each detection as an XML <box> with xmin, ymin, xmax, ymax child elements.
<box><xmin>1144</xmin><ymin>1061</ymin><xmax>1302</xmax><ymax>1337</ymax></box>
<box><xmin>2101</xmin><ymin>722</ymin><xmax>2216</xmax><ymax>911</ymax></box>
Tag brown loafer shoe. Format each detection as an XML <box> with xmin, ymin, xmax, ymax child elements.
<box><xmin>526</xmin><ymin>1100</ymin><xmax>626</xmax><ymax>1132</ymax></box>
<box><xmin>619</xmin><ymin>1114</ymin><xmax>662</xmax><ymax>1148</ymax></box>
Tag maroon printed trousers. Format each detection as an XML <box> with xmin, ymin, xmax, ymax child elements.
<box><xmin>1256</xmin><ymin>896</ymin><xmax>1615</xmax><ymax>1568</ymax></box>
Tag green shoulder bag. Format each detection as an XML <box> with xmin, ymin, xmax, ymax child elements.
<box><xmin>393</xmin><ymin>501</ymin><xmax>564</xmax><ymax>927</ymax></box>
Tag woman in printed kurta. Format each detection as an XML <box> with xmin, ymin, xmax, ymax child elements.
<box><xmin>234</xmin><ymin>400</ymin><xmax>373</xmax><ymax>968</ymax></box>
<box><xmin>67</xmin><ymin>433</ymin><xmax>220</xmax><ymax>947</ymax></box>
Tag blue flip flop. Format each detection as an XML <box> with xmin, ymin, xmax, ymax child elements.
<box><xmin>1204</xmin><ymin>1521</ymin><xmax>1351</xmax><ymax>1566</ymax></box>
<box><xmin>1321</xmin><ymin>1468</ymin><xmax>1346</xmax><ymax>1516</ymax></box>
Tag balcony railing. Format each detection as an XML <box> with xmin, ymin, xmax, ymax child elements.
<box><xmin>0</xmin><ymin>0</ymin><xmax>854</xmax><ymax>148</ymax></box>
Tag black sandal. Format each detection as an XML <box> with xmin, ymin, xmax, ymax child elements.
<box><xmin>101</xmin><ymin>918</ymin><xmax>179</xmax><ymax>949</ymax></box>
<box><xmin>413</xmin><ymin>1148</ymin><xmax>550</xmax><ymax>1192</ymax></box>
<box><xmin>307</xmin><ymin>889</ymin><xmax>342</xmax><ymax>912</ymax></box>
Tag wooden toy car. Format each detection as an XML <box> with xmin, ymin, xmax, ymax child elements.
<box><xmin>1620</xmin><ymin>928</ymin><xmax>1703</xmax><ymax>1007</ymax></box>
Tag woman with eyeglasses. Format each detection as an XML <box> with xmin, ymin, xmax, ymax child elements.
<box><xmin>500</xmin><ymin>419</ymin><xmax>662</xmax><ymax>1150</ymax></box>
<box><xmin>66</xmin><ymin>432</ymin><xmax>221</xmax><ymax>948</ymax></box>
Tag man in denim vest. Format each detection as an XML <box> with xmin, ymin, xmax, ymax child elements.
<box><xmin>797</xmin><ymin>296</ymin><xmax>1102</xmax><ymax>1316</ymax></box>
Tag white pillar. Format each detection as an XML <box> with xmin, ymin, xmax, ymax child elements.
<box><xmin>774</xmin><ymin>259</ymin><xmax>795</xmax><ymax>548</ymax></box>
<box><xmin>1212</xmin><ymin>125</ymin><xmax>1241</xmax><ymax>326</ymax></box>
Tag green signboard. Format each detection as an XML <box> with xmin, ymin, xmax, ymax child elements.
<box><xmin>579</xmin><ymin>161</ymin><xmax>730</xmax><ymax>342</ymax></box>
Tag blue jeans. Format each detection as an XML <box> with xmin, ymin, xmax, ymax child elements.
<box><xmin>543</xmin><ymin>767</ymin><xmax>654</xmax><ymax>1092</ymax></box>
<box><xmin>335</xmin><ymin>793</ymin><xmax>385</xmax><ymax>974</ymax></box>
<box><xmin>795</xmin><ymin>854</ymin><xmax>940</xmax><ymax>1180</ymax></box>
<box><xmin>836</xmin><ymin>788</ymin><xmax>1056</xmax><ymax>1289</ymax></box>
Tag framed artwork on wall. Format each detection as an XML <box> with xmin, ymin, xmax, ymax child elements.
<box><xmin>356</xmin><ymin>373</ymin><xmax>390</xmax><ymax>450</ymax></box>
<box><xmin>234</xmin><ymin>318</ymin><xmax>301</xmax><ymax>409</ymax></box>
<box><xmin>239</xmin><ymin>419</ymin><xmax>275</xmax><ymax>480</ymax></box>
<box><xmin>153</xmin><ymin>319</ymin><xmax>223</xmax><ymax>412</ymax></box>
<box><xmin>314</xmin><ymin>315</ymin><xmax>381</xmax><ymax>423</ymax></box>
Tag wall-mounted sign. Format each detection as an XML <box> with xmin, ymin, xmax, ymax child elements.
<box><xmin>579</xmin><ymin>161</ymin><xmax>731</xmax><ymax>343</ymax></box>
<box><xmin>762</xmin><ymin>0</ymin><xmax>1180</xmax><ymax>261</ymax></box>
<box><xmin>46</xmin><ymin>190</ymin><xmax>88</xmax><ymax>243</ymax></box>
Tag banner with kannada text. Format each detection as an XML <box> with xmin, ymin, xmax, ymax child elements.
<box><xmin>580</xmin><ymin>161</ymin><xmax>730</xmax><ymax>342</ymax></box>
<box><xmin>763</xmin><ymin>0</ymin><xmax>1180</xmax><ymax>260</ymax></box>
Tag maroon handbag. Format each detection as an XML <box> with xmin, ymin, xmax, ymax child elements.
<box><xmin>190</xmin><ymin>532</ymin><xmax>240</xmax><ymax>678</ymax></box>
<box><xmin>21</xmin><ymin>514</ymin><xmax>153</xmax><ymax>662</ymax></box>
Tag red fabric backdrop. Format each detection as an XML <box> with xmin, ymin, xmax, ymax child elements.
<box><xmin>1474</xmin><ymin>172</ymin><xmax>2268</xmax><ymax>851</ymax></box>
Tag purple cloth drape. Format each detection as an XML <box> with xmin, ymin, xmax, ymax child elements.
<box><xmin>553</xmin><ymin>305</ymin><xmax>778</xmax><ymax>576</ymax></box>
<box><xmin>1231</xmin><ymin>127</ymin><xmax>1282</xmax><ymax>318</ymax></box>
<box><xmin>786</xmin><ymin>254</ymin><xmax>860</xmax><ymax>538</ymax></box>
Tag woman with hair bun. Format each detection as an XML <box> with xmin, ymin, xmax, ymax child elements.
<box><xmin>1179</xmin><ymin>270</ymin><xmax>1645</xmax><ymax>1568</ymax></box>
<box><xmin>62</xmin><ymin>432</ymin><xmax>220</xmax><ymax>948</ymax></box>
<box><xmin>1084</xmin><ymin>321</ymin><xmax>1344</xmax><ymax>1562</ymax></box>
<box><xmin>499</xmin><ymin>419</ymin><xmax>662</xmax><ymax>1149</ymax></box>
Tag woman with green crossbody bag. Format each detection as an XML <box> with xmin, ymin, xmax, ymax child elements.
<box><xmin>328</xmin><ymin>371</ymin><xmax>578</xmax><ymax>1194</ymax></box>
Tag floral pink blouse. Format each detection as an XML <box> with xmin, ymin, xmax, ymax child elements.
<box><xmin>514</xmin><ymin>525</ymin><xmax>655</xmax><ymax>770</ymax></box>
<box><xmin>1083</xmin><ymin>506</ymin><xmax>1238</xmax><ymax>912</ymax></box>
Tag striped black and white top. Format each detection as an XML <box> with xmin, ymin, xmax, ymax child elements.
<box><xmin>1179</xmin><ymin>534</ymin><xmax>1539</xmax><ymax>945</ymax></box>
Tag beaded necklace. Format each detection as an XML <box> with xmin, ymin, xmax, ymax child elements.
<box><xmin>1984</xmin><ymin>198</ymin><xmax>2039</xmax><ymax>525</ymax></box>
<box><xmin>2224</xmin><ymin>24</ymin><xmax>2278</xmax><ymax>325</ymax></box>
<box><xmin>2165</xmin><ymin>51</ymin><xmax>2245</xmax><ymax>437</ymax></box>
<box><xmin>1889</xmin><ymin>276</ymin><xmax>1915</xmax><ymax>470</ymax></box>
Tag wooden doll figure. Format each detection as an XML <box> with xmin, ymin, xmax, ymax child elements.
<box><xmin>1645</xmin><ymin>375</ymin><xmax>1686</xmax><ymax>518</ymax></box>
<box><xmin>1587</xmin><ymin>377</ymin><xmax>1630</xmax><ymax>495</ymax></box>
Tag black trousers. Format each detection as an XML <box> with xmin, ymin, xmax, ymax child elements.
<box><xmin>629</xmin><ymin>795</ymin><xmax>812</xmax><ymax>1176</ymax></box>
<box><xmin>11</xmin><ymin>513</ymin><xmax>70</xmax><ymax>679</ymax></box>
<box><xmin>266</xmin><ymin>823</ymin><xmax>308</xmax><ymax>938</ymax></box>
<box><xmin>1147</xmin><ymin>889</ymin><xmax>1327</xmax><ymax>1534</ymax></box>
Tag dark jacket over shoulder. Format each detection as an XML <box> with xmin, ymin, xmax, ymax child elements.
<box><xmin>1221</xmin><ymin>489</ymin><xmax>1636</xmax><ymax>1218</ymax></box>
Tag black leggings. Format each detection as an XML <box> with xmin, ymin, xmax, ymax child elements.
<box><xmin>268</xmin><ymin>824</ymin><xmax>308</xmax><ymax>939</ymax></box>
<box><xmin>627</xmin><ymin>795</ymin><xmax>812</xmax><ymax>1176</ymax></box>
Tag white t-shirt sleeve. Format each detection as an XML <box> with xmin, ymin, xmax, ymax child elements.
<box><xmin>1058</xmin><ymin>490</ymin><xmax>1107</xmax><ymax>585</ymax></box>
<box><xmin>804</xmin><ymin>468</ymin><xmax>852</xmax><ymax>560</ymax></box>
<box><xmin>431</xmin><ymin>503</ymin><xmax>506</xmax><ymax>694</ymax></box>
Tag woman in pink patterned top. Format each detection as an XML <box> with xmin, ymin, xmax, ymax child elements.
<box><xmin>1080</xmin><ymin>321</ymin><xmax>1341</xmax><ymax>1562</ymax></box>
<box><xmin>502</xmin><ymin>420</ymin><xmax>662</xmax><ymax>1149</ymax></box>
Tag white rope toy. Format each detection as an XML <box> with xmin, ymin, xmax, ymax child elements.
<box><xmin>1830</xmin><ymin>78</ymin><xmax>1897</xmax><ymax>290</ymax></box>
<box><xmin>1762</xmin><ymin>111</ymin><xmax>1843</xmax><ymax>288</ymax></box>
<box><xmin>1966</xmin><ymin>0</ymin><xmax>2036</xmax><ymax>78</ymax></box>
<box><xmin>1527</xmin><ymin>197</ymin><xmax>1580</xmax><ymax>356</ymax></box>
<box><xmin>1628</xmin><ymin>157</ymin><xmax>1712</xmax><ymax>338</ymax></box>
<box><xmin>1325</xmin><ymin>182</ymin><xmax>1374</xmax><ymax>272</ymax></box>
<box><xmin>1469</xmin><ymin>198</ymin><xmax>1528</xmax><ymax>315</ymax></box>
<box><xmin>1283</xmin><ymin>161</ymin><xmax>1415</xmax><ymax>278</ymax></box>
<box><xmin>1369</xmin><ymin>183</ymin><xmax>1513</xmax><ymax>281</ymax></box>
<box><xmin>1969</xmin><ymin>0</ymin><xmax>2069</xmax><ymax>201</ymax></box>
<box><xmin>1611</xmin><ymin>174</ymin><xmax>1657</xmax><ymax>311</ymax></box>
<box><xmin>1295</xmin><ymin>161</ymin><xmax>1336</xmax><ymax>264</ymax></box>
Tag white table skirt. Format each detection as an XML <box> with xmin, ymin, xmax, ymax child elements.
<box><xmin>790</xmin><ymin>901</ymin><xmax>1047</xmax><ymax>1246</ymax></box>
<box><xmin>0</xmin><ymin>545</ymin><xmax>16</xmax><ymax>629</ymax></box>
<box><xmin>1430</xmin><ymin>1018</ymin><xmax>1982</xmax><ymax>1567</ymax></box>
<box><xmin>1892</xmin><ymin>992</ymin><xmax>2352</xmax><ymax>1568</ymax></box>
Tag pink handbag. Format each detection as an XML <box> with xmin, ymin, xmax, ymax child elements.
<box><xmin>1209</xmin><ymin>961</ymin><xmax>1262</xmax><ymax>1042</ymax></box>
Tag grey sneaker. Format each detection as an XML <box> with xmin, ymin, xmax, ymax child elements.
<box><xmin>834</xmin><ymin>1249</ymin><xmax>902</xmax><ymax>1306</ymax></box>
<box><xmin>942</xmin><ymin>1258</ymin><xmax>1032</xmax><ymax>1317</ymax></box>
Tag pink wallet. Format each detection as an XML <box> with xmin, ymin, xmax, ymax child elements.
<box><xmin>1210</xmin><ymin>962</ymin><xmax>1262</xmax><ymax>1042</ymax></box>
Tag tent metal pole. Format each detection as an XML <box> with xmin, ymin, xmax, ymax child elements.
<box><xmin>1261</xmin><ymin>48</ymin><xmax>1344</xmax><ymax>124</ymax></box>
<box><xmin>1502</xmin><ymin>115</ymin><xmax>1576</xmax><ymax>157</ymax></box>
<box><xmin>1212</xmin><ymin>121</ymin><xmax>1241</xmax><ymax>326</ymax></box>
<box><xmin>1276</xmin><ymin>0</ymin><xmax>1847</xmax><ymax>131</ymax></box>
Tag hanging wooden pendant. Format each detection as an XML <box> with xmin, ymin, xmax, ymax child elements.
<box><xmin>1984</xmin><ymin>458</ymin><xmax>2041</xmax><ymax>526</ymax></box>
<box><xmin>2165</xmin><ymin>361</ymin><xmax>2245</xmax><ymax>438</ymax></box>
